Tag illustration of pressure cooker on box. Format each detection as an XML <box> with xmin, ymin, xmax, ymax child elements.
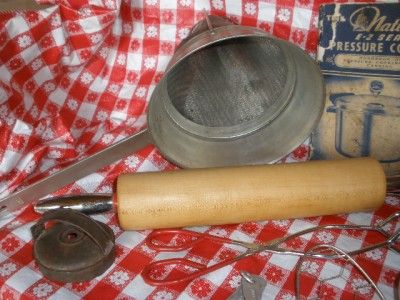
<box><xmin>327</xmin><ymin>80</ymin><xmax>400</xmax><ymax>163</ymax></box>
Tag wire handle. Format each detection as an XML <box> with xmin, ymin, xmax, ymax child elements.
<box><xmin>147</xmin><ymin>229</ymin><xmax>250</xmax><ymax>251</ymax></box>
<box><xmin>142</xmin><ymin>253</ymin><xmax>251</xmax><ymax>286</ymax></box>
<box><xmin>142</xmin><ymin>212</ymin><xmax>400</xmax><ymax>286</ymax></box>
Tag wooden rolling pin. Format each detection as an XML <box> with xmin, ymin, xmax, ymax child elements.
<box><xmin>116</xmin><ymin>157</ymin><xmax>386</xmax><ymax>230</ymax></box>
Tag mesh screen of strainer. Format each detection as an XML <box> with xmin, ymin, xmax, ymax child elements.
<box><xmin>166</xmin><ymin>37</ymin><xmax>289</xmax><ymax>127</ymax></box>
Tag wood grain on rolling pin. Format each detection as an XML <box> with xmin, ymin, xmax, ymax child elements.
<box><xmin>116</xmin><ymin>158</ymin><xmax>386</xmax><ymax>230</ymax></box>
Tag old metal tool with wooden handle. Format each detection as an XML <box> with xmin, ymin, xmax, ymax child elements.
<box><xmin>35</xmin><ymin>158</ymin><xmax>387</xmax><ymax>230</ymax></box>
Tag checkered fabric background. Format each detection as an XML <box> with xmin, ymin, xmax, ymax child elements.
<box><xmin>0</xmin><ymin>0</ymin><xmax>399</xmax><ymax>299</ymax></box>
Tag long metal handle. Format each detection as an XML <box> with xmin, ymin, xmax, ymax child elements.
<box><xmin>34</xmin><ymin>194</ymin><xmax>114</xmax><ymax>215</ymax></box>
<box><xmin>0</xmin><ymin>129</ymin><xmax>152</xmax><ymax>215</ymax></box>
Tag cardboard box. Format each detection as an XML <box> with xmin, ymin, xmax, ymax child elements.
<box><xmin>312</xmin><ymin>2</ymin><xmax>400</xmax><ymax>176</ymax></box>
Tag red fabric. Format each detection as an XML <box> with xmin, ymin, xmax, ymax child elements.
<box><xmin>0</xmin><ymin>0</ymin><xmax>399</xmax><ymax>299</ymax></box>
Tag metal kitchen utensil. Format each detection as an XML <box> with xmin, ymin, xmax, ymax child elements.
<box><xmin>327</xmin><ymin>80</ymin><xmax>400</xmax><ymax>163</ymax></box>
<box><xmin>141</xmin><ymin>212</ymin><xmax>400</xmax><ymax>285</ymax></box>
<box><xmin>228</xmin><ymin>272</ymin><xmax>267</xmax><ymax>300</ymax></box>
<box><xmin>31</xmin><ymin>209</ymin><xmax>115</xmax><ymax>282</ymax></box>
<box><xmin>0</xmin><ymin>15</ymin><xmax>324</xmax><ymax>215</ymax></box>
<box><xmin>34</xmin><ymin>194</ymin><xmax>114</xmax><ymax>215</ymax></box>
<box><xmin>151</xmin><ymin>16</ymin><xmax>324</xmax><ymax>168</ymax></box>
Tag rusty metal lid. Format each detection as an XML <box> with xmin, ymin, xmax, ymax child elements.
<box><xmin>31</xmin><ymin>209</ymin><xmax>115</xmax><ymax>282</ymax></box>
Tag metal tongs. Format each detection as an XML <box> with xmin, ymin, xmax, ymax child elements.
<box><xmin>141</xmin><ymin>212</ymin><xmax>400</xmax><ymax>286</ymax></box>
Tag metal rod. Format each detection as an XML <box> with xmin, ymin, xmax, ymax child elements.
<box><xmin>0</xmin><ymin>129</ymin><xmax>152</xmax><ymax>215</ymax></box>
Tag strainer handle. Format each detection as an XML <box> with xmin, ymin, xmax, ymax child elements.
<box><xmin>0</xmin><ymin>129</ymin><xmax>152</xmax><ymax>215</ymax></box>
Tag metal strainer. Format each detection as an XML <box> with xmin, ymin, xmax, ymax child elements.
<box><xmin>148</xmin><ymin>15</ymin><xmax>324</xmax><ymax>167</ymax></box>
<box><xmin>0</xmin><ymin>15</ymin><xmax>324</xmax><ymax>213</ymax></box>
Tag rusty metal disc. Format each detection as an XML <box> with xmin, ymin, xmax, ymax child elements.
<box><xmin>31</xmin><ymin>209</ymin><xmax>115</xmax><ymax>282</ymax></box>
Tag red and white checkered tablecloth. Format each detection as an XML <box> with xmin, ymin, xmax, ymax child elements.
<box><xmin>0</xmin><ymin>0</ymin><xmax>399</xmax><ymax>299</ymax></box>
